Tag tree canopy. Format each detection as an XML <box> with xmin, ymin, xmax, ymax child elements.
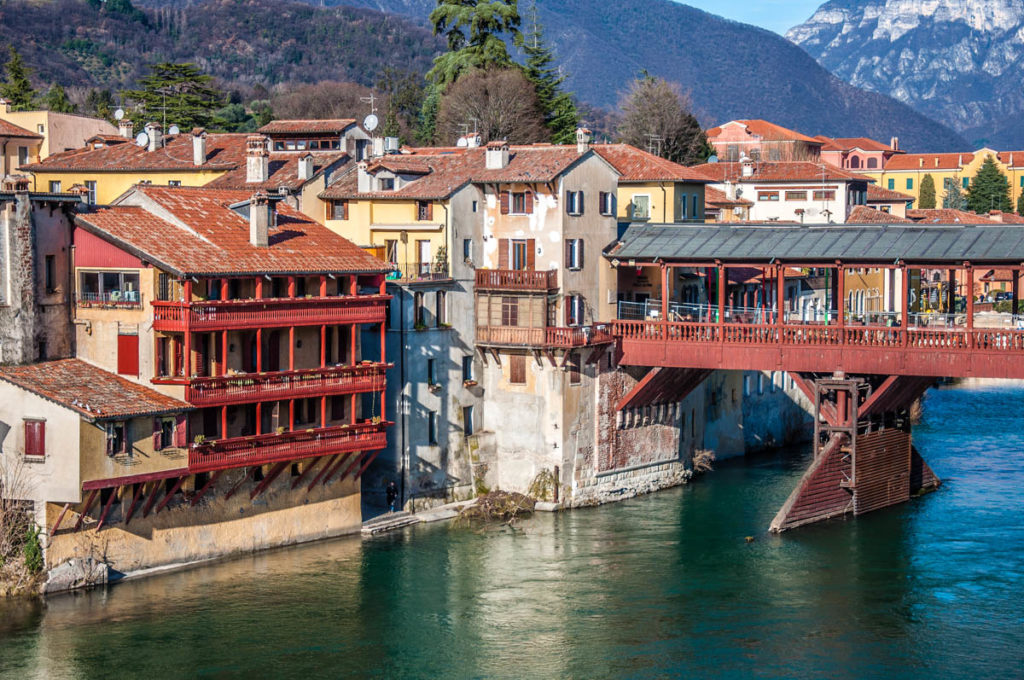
<box><xmin>435</xmin><ymin>67</ymin><xmax>546</xmax><ymax>145</ymax></box>
<box><xmin>942</xmin><ymin>176</ymin><xmax>965</xmax><ymax>210</ymax></box>
<box><xmin>918</xmin><ymin>174</ymin><xmax>936</xmax><ymax>209</ymax></box>
<box><xmin>1018</xmin><ymin>192</ymin><xmax>1024</xmax><ymax>217</ymax></box>
<box><xmin>966</xmin><ymin>155</ymin><xmax>1012</xmax><ymax>214</ymax></box>
<box><xmin>121</xmin><ymin>62</ymin><xmax>224</xmax><ymax>130</ymax></box>
<box><xmin>522</xmin><ymin>1</ymin><xmax>579</xmax><ymax>144</ymax></box>
<box><xmin>427</xmin><ymin>0</ymin><xmax>522</xmax><ymax>86</ymax></box>
<box><xmin>616</xmin><ymin>74</ymin><xmax>711</xmax><ymax>165</ymax></box>
<box><xmin>0</xmin><ymin>47</ymin><xmax>37</xmax><ymax>112</ymax></box>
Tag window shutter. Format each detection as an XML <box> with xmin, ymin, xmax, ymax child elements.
<box><xmin>526</xmin><ymin>239</ymin><xmax>536</xmax><ymax>271</ymax></box>
<box><xmin>153</xmin><ymin>418</ymin><xmax>162</xmax><ymax>450</ymax></box>
<box><xmin>342</xmin><ymin>201</ymin><xmax>349</xmax><ymax>220</ymax></box>
<box><xmin>498</xmin><ymin>239</ymin><xmax>510</xmax><ymax>269</ymax></box>
<box><xmin>579</xmin><ymin>239</ymin><xmax>585</xmax><ymax>268</ymax></box>
<box><xmin>122</xmin><ymin>421</ymin><xmax>130</xmax><ymax>454</ymax></box>
<box><xmin>174</xmin><ymin>413</ymin><xmax>187</xmax><ymax>448</ymax></box>
<box><xmin>105</xmin><ymin>427</ymin><xmax>113</xmax><ymax>456</ymax></box>
<box><xmin>426</xmin><ymin>202</ymin><xmax>433</xmax><ymax>221</ymax></box>
<box><xmin>565</xmin><ymin>296</ymin><xmax>572</xmax><ymax>326</ymax></box>
<box><xmin>500</xmin><ymin>191</ymin><xmax>510</xmax><ymax>215</ymax></box>
<box><xmin>565</xmin><ymin>239</ymin><xmax>572</xmax><ymax>269</ymax></box>
<box><xmin>565</xmin><ymin>190</ymin><xmax>572</xmax><ymax>215</ymax></box>
<box><xmin>598</xmin><ymin>192</ymin><xmax>607</xmax><ymax>215</ymax></box>
<box><xmin>578</xmin><ymin>191</ymin><xmax>585</xmax><ymax>215</ymax></box>
<box><xmin>117</xmin><ymin>334</ymin><xmax>139</xmax><ymax>376</ymax></box>
<box><xmin>524</xmin><ymin>191</ymin><xmax>534</xmax><ymax>214</ymax></box>
<box><xmin>24</xmin><ymin>421</ymin><xmax>44</xmax><ymax>457</ymax></box>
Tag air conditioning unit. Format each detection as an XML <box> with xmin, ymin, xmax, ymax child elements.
<box><xmin>384</xmin><ymin>137</ymin><xmax>400</xmax><ymax>153</ymax></box>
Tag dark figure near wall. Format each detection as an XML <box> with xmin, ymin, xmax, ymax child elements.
<box><xmin>386</xmin><ymin>481</ymin><xmax>399</xmax><ymax>513</ymax></box>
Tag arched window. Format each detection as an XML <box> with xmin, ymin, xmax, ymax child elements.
<box><xmin>867</xmin><ymin>158</ymin><xmax>878</xmax><ymax>169</ymax></box>
<box><xmin>850</xmin><ymin>156</ymin><xmax>861</xmax><ymax>169</ymax></box>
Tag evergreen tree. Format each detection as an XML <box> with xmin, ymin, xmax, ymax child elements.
<box><xmin>1017</xmin><ymin>191</ymin><xmax>1024</xmax><ymax>217</ymax></box>
<box><xmin>0</xmin><ymin>47</ymin><xmax>37</xmax><ymax>112</ymax></box>
<box><xmin>427</xmin><ymin>0</ymin><xmax>522</xmax><ymax>86</ymax></box>
<box><xmin>416</xmin><ymin>83</ymin><xmax>442</xmax><ymax>145</ymax></box>
<box><xmin>616</xmin><ymin>74</ymin><xmax>711</xmax><ymax>165</ymax></box>
<box><xmin>85</xmin><ymin>89</ymin><xmax>115</xmax><ymax>120</ymax></box>
<box><xmin>121</xmin><ymin>63</ymin><xmax>224</xmax><ymax>130</ymax></box>
<box><xmin>42</xmin><ymin>84</ymin><xmax>75</xmax><ymax>113</ymax></box>
<box><xmin>966</xmin><ymin>155</ymin><xmax>1012</xmax><ymax>213</ymax></box>
<box><xmin>522</xmin><ymin>1</ymin><xmax>579</xmax><ymax>144</ymax></box>
<box><xmin>918</xmin><ymin>173</ymin><xmax>936</xmax><ymax>209</ymax></box>
<box><xmin>943</xmin><ymin>176</ymin><xmax>965</xmax><ymax>210</ymax></box>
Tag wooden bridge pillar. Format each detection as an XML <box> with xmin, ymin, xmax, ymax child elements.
<box><xmin>770</xmin><ymin>373</ymin><xmax>941</xmax><ymax>532</ymax></box>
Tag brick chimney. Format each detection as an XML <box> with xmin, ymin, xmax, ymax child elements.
<box><xmin>890</xmin><ymin>136</ymin><xmax>899</xmax><ymax>151</ymax></box>
<box><xmin>576</xmin><ymin>127</ymin><xmax>592</xmax><ymax>154</ymax></box>
<box><xmin>246</xmin><ymin>135</ymin><xmax>269</xmax><ymax>184</ymax></box>
<box><xmin>144</xmin><ymin>122</ymin><xmax>162</xmax><ymax>151</ymax></box>
<box><xmin>119</xmin><ymin>119</ymin><xmax>134</xmax><ymax>139</ymax></box>
<box><xmin>249</xmin><ymin>192</ymin><xmax>271</xmax><ymax>248</ymax></box>
<box><xmin>192</xmin><ymin>128</ymin><xmax>207</xmax><ymax>166</ymax></box>
<box><xmin>357</xmin><ymin>161</ymin><xmax>371</xmax><ymax>193</ymax></box>
<box><xmin>485</xmin><ymin>140</ymin><xmax>510</xmax><ymax>170</ymax></box>
<box><xmin>297</xmin><ymin>153</ymin><xmax>314</xmax><ymax>181</ymax></box>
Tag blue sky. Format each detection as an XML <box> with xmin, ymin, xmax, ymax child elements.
<box><xmin>675</xmin><ymin>0</ymin><xmax>824</xmax><ymax>35</ymax></box>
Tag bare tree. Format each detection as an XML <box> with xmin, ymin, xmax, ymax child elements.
<box><xmin>270</xmin><ymin>81</ymin><xmax>377</xmax><ymax>121</ymax></box>
<box><xmin>616</xmin><ymin>75</ymin><xmax>711</xmax><ymax>166</ymax></box>
<box><xmin>435</xmin><ymin>68</ymin><xmax>548</xmax><ymax>145</ymax></box>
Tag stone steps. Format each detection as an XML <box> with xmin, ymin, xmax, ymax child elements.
<box><xmin>361</xmin><ymin>511</ymin><xmax>421</xmax><ymax>536</ymax></box>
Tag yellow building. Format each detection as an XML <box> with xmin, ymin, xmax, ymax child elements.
<box><xmin>0</xmin><ymin>118</ymin><xmax>42</xmax><ymax>178</ymax></box>
<box><xmin>591</xmin><ymin>143</ymin><xmax>709</xmax><ymax>223</ymax></box>
<box><xmin>0</xmin><ymin>102</ymin><xmax>116</xmax><ymax>161</ymax></box>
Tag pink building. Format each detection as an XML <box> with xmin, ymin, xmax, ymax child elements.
<box><xmin>816</xmin><ymin>136</ymin><xmax>903</xmax><ymax>171</ymax></box>
<box><xmin>706</xmin><ymin>120</ymin><xmax>823</xmax><ymax>162</ymax></box>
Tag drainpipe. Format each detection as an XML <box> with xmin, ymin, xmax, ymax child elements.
<box><xmin>660</xmin><ymin>183</ymin><xmax>667</xmax><ymax>222</ymax></box>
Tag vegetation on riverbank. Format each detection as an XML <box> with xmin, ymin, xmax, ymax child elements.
<box><xmin>1</xmin><ymin>464</ymin><xmax>44</xmax><ymax>598</ymax></box>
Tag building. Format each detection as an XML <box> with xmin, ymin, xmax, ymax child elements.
<box><xmin>704</xmin><ymin>186</ymin><xmax>753</xmax><ymax>222</ymax></box>
<box><xmin>1</xmin><ymin>118</ymin><xmax>43</xmax><ymax>179</ymax></box>
<box><xmin>865</xmin><ymin>184</ymin><xmax>914</xmax><ymax>217</ymax></box>
<box><xmin>706</xmin><ymin>120</ymin><xmax>823</xmax><ymax>162</ymax></box>
<box><xmin>864</xmin><ymin>149</ymin><xmax>1024</xmax><ymax>209</ymax></box>
<box><xmin>0</xmin><ymin>177</ymin><xmax>80</xmax><ymax>364</ymax></box>
<box><xmin>692</xmin><ymin>160</ymin><xmax>870</xmax><ymax>223</ymax></box>
<box><xmin>816</xmin><ymin>135</ymin><xmax>903</xmax><ymax>171</ymax></box>
<box><xmin>2</xmin><ymin>184</ymin><xmax>393</xmax><ymax>579</ymax></box>
<box><xmin>0</xmin><ymin>100</ymin><xmax>116</xmax><ymax>162</ymax></box>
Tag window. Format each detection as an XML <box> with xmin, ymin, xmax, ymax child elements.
<box><xmin>427</xmin><ymin>358</ymin><xmax>437</xmax><ymax>386</ymax></box>
<box><xmin>692</xmin><ymin>195</ymin><xmax>699</xmax><ymax>220</ymax></box>
<box><xmin>463</xmin><ymin>406</ymin><xmax>474</xmax><ymax>436</ymax></box>
<box><xmin>78</xmin><ymin>270</ymin><xmax>141</xmax><ymax>305</ymax></box>
<box><xmin>867</xmin><ymin>158</ymin><xmax>878</xmax><ymax>169</ymax></box>
<box><xmin>17</xmin><ymin>146</ymin><xmax>29</xmax><ymax>167</ymax></box>
<box><xmin>726</xmin><ymin>144</ymin><xmax>739</xmax><ymax>161</ymax></box>
<box><xmin>501</xmin><ymin>296</ymin><xmax>519</xmax><ymax>326</ymax></box>
<box><xmin>106</xmin><ymin>422</ymin><xmax>127</xmax><ymax>456</ymax></box>
<box><xmin>630</xmin><ymin>195</ymin><xmax>650</xmax><ymax>219</ymax></box>
<box><xmin>379</xmin><ymin>177</ymin><xmax>395</xmax><ymax>191</ymax></box>
<box><xmin>598</xmin><ymin>191</ymin><xmax>614</xmax><ymax>216</ymax></box>
<box><xmin>511</xmin><ymin>240</ymin><xmax>530</xmax><ymax>270</ymax></box>
<box><xmin>48</xmin><ymin>180</ymin><xmax>61</xmax><ymax>193</ymax></box>
<box><xmin>168</xmin><ymin>180</ymin><xmax>181</xmax><ymax>187</ymax></box>
<box><xmin>24</xmin><ymin>419</ymin><xmax>45</xmax><ymax>458</ymax></box>
<box><xmin>680</xmin><ymin>194</ymin><xmax>688</xmax><ymax>220</ymax></box>
<box><xmin>565</xmin><ymin>238</ymin><xmax>584</xmax><ymax>270</ymax></box>
<box><xmin>332</xmin><ymin>200</ymin><xmax>349</xmax><ymax>220</ymax></box>
<box><xmin>436</xmin><ymin>291</ymin><xmax>447</xmax><ymax>326</ymax></box>
<box><xmin>44</xmin><ymin>255</ymin><xmax>56</xmax><ymax>293</ymax></box>
<box><xmin>428</xmin><ymin>411</ymin><xmax>438</xmax><ymax>445</ymax></box>
<box><xmin>414</xmin><ymin>292</ymin><xmax>425</xmax><ymax>326</ymax></box>
<box><xmin>906</xmin><ymin>178</ymin><xmax>914</xmax><ymax>190</ymax></box>
<box><xmin>1020</xmin><ymin>177</ymin><xmax>1024</xmax><ymax>188</ymax></box>
<box><xmin>416</xmin><ymin>240</ymin><xmax>431</xmax><ymax>275</ymax></box>
<box><xmin>85</xmin><ymin>180</ymin><xmax>97</xmax><ymax>205</ymax></box>
<box><xmin>462</xmin><ymin>355</ymin><xmax>474</xmax><ymax>382</ymax></box>
<box><xmin>156</xmin><ymin>418</ymin><xmax>174</xmax><ymax>451</ymax></box>
<box><xmin>758</xmin><ymin>191</ymin><xmax>780</xmax><ymax>202</ymax></box>
<box><xmin>566</xmin><ymin>294</ymin><xmax>584</xmax><ymax>327</ymax></box>
<box><xmin>472</xmin><ymin>200</ymin><xmax>478</xmax><ymax>212</ymax></box>
<box><xmin>757</xmin><ymin>374</ymin><xmax>764</xmax><ymax>395</ymax></box>
<box><xmin>156</xmin><ymin>336</ymin><xmax>171</xmax><ymax>377</ymax></box>
<box><xmin>462</xmin><ymin>238</ymin><xmax>472</xmax><ymax>262</ymax></box>
<box><xmin>785</xmin><ymin>191</ymin><xmax>807</xmax><ymax>201</ymax></box>
<box><xmin>812</xmin><ymin>190</ymin><xmax>836</xmax><ymax>201</ymax></box>
<box><xmin>417</xmin><ymin>200</ymin><xmax>433</xmax><ymax>221</ymax></box>
<box><xmin>509</xmin><ymin>354</ymin><xmax>526</xmax><ymax>384</ymax></box>
<box><xmin>384</xmin><ymin>239</ymin><xmax>398</xmax><ymax>265</ymax></box>
<box><xmin>157</xmin><ymin>273</ymin><xmax>171</xmax><ymax>301</ymax></box>
<box><xmin>511</xmin><ymin>191</ymin><xmax>529</xmax><ymax>214</ymax></box>
<box><xmin>770</xmin><ymin>371</ymin><xmax>777</xmax><ymax>393</ymax></box>
<box><xmin>887</xmin><ymin>179</ymin><xmax>895</xmax><ymax>190</ymax></box>
<box><xmin>964</xmin><ymin>177</ymin><xmax>971</xmax><ymax>189</ymax></box>
<box><xmin>850</xmin><ymin>156</ymin><xmax>861</xmax><ymax>169</ymax></box>
<box><xmin>743</xmin><ymin>375</ymin><xmax>751</xmax><ymax>396</ymax></box>
<box><xmin>37</xmin><ymin>124</ymin><xmax>44</xmax><ymax>134</ymax></box>
<box><xmin>568</xmin><ymin>352</ymin><xmax>581</xmax><ymax>385</ymax></box>
<box><xmin>565</xmin><ymin>190</ymin><xmax>584</xmax><ymax>216</ymax></box>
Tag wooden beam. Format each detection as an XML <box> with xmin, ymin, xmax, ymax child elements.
<box><xmin>307</xmin><ymin>454</ymin><xmax>340</xmax><ymax>492</ymax></box>
<box><xmin>73</xmin><ymin>490</ymin><xmax>98</xmax><ymax>531</ymax></box>
<box><xmin>290</xmin><ymin>457</ymin><xmax>323</xmax><ymax>490</ymax></box>
<box><xmin>225</xmin><ymin>467</ymin><xmax>258</xmax><ymax>502</ymax></box>
<box><xmin>153</xmin><ymin>476</ymin><xmax>187</xmax><ymax>515</ymax></box>
<box><xmin>190</xmin><ymin>470</ymin><xmax>223</xmax><ymax>506</ymax></box>
<box><xmin>322</xmin><ymin>452</ymin><xmax>356</xmax><ymax>487</ymax></box>
<box><xmin>141</xmin><ymin>479</ymin><xmax>166</xmax><ymax>518</ymax></box>
<box><xmin>559</xmin><ymin>350</ymin><xmax>572</xmax><ymax>369</ymax></box>
<box><xmin>354</xmin><ymin>451</ymin><xmax>380</xmax><ymax>480</ymax></box>
<box><xmin>50</xmin><ymin>503</ymin><xmax>71</xmax><ymax>536</ymax></box>
<box><xmin>124</xmin><ymin>483</ymin><xmax>147</xmax><ymax>525</ymax></box>
<box><xmin>338</xmin><ymin>453</ymin><xmax>366</xmax><ymax>482</ymax></box>
<box><xmin>94</xmin><ymin>487</ymin><xmax>119</xmax><ymax>531</ymax></box>
<box><xmin>544</xmin><ymin>349</ymin><xmax>557</xmax><ymax>367</ymax></box>
<box><xmin>250</xmin><ymin>462</ymin><xmax>289</xmax><ymax>500</ymax></box>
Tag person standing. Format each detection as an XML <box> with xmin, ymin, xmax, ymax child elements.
<box><xmin>386</xmin><ymin>480</ymin><xmax>399</xmax><ymax>513</ymax></box>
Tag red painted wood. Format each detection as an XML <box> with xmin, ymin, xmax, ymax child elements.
<box><xmin>83</xmin><ymin>467</ymin><xmax>190</xmax><ymax>491</ymax></box>
<box><xmin>74</xmin><ymin>227</ymin><xmax>144</xmax><ymax>268</ymax></box>
<box><xmin>185</xmin><ymin>363</ymin><xmax>389</xmax><ymax>408</ymax></box>
<box><xmin>772</xmin><ymin>434</ymin><xmax>852</xmax><ymax>531</ymax></box>
<box><xmin>249</xmin><ymin>462</ymin><xmax>289</xmax><ymax>499</ymax></box>
<box><xmin>853</xmin><ymin>430</ymin><xmax>911</xmax><ymax>515</ymax></box>
<box><xmin>307</xmin><ymin>454</ymin><xmax>341</xmax><ymax>492</ymax></box>
<box><xmin>123</xmin><ymin>483</ymin><xmax>146</xmax><ymax>525</ymax></box>
<box><xmin>94</xmin><ymin>487</ymin><xmax>118</xmax><ymax>531</ymax></box>
<box><xmin>290</xmin><ymin>457</ymin><xmax>324</xmax><ymax>490</ymax></box>
<box><xmin>190</xmin><ymin>470</ymin><xmax>223</xmax><ymax>506</ymax></box>
<box><xmin>50</xmin><ymin>503</ymin><xmax>70</xmax><ymax>535</ymax></box>
<box><xmin>320</xmin><ymin>452</ymin><xmax>355</xmax><ymax>487</ymax></box>
<box><xmin>151</xmin><ymin>295</ymin><xmax>389</xmax><ymax>332</ymax></box>
<box><xmin>117</xmin><ymin>334</ymin><xmax>140</xmax><ymax>376</ymax></box>
<box><xmin>153</xmin><ymin>477</ymin><xmax>186</xmax><ymax>515</ymax></box>
<box><xmin>73</xmin><ymin>490</ymin><xmax>98</xmax><ymax>531</ymax></box>
<box><xmin>354</xmin><ymin>451</ymin><xmax>380</xmax><ymax>480</ymax></box>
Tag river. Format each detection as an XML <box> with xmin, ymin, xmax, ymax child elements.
<box><xmin>1</xmin><ymin>382</ymin><xmax>1022</xmax><ymax>679</ymax></box>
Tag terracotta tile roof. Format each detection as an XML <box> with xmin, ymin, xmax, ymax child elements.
<box><xmin>706</xmin><ymin>120</ymin><xmax>821</xmax><ymax>144</ymax></box>
<box><xmin>591</xmin><ymin>144</ymin><xmax>709</xmax><ymax>182</ymax></box>
<box><xmin>0</xmin><ymin>359</ymin><xmax>189</xmax><ymax>421</ymax></box>
<box><xmin>848</xmin><ymin>206</ymin><xmax>913</xmax><ymax>223</ymax></box>
<box><xmin>0</xmin><ymin>119</ymin><xmax>42</xmax><ymax>139</ymax></box>
<box><xmin>704</xmin><ymin>186</ymin><xmax>752</xmax><ymax>206</ymax></box>
<box><xmin>867</xmin><ymin>184</ymin><xmax>914</xmax><ymax>202</ymax></box>
<box><xmin>367</xmin><ymin>157</ymin><xmax>433</xmax><ymax>175</ymax></box>
<box><xmin>258</xmin><ymin>119</ymin><xmax>357</xmax><ymax>135</ymax></box>
<box><xmin>817</xmin><ymin>136</ymin><xmax>894</xmax><ymax>153</ymax></box>
<box><xmin>979</xmin><ymin>268</ymin><xmax>1016</xmax><ymax>282</ymax></box>
<box><xmin>906</xmin><ymin>208</ymin><xmax>997</xmax><ymax>224</ymax></box>
<box><xmin>727</xmin><ymin>266</ymin><xmax>804</xmax><ymax>284</ymax></box>
<box><xmin>985</xmin><ymin>210</ymin><xmax>1024</xmax><ymax>224</ymax></box>
<box><xmin>883</xmin><ymin>152</ymin><xmax>971</xmax><ymax>171</ymax></box>
<box><xmin>996</xmin><ymin>151</ymin><xmax>1024</xmax><ymax>167</ymax></box>
<box><xmin>76</xmin><ymin>185</ymin><xmax>390</xmax><ymax>276</ymax></box>
<box><xmin>21</xmin><ymin>133</ymin><xmax>248</xmax><ymax>172</ymax></box>
<box><xmin>206</xmin><ymin>151</ymin><xmax>349</xmax><ymax>192</ymax></box>
<box><xmin>692</xmin><ymin>161</ymin><xmax>866</xmax><ymax>183</ymax></box>
<box><xmin>472</xmin><ymin>145</ymin><xmax>595</xmax><ymax>183</ymax></box>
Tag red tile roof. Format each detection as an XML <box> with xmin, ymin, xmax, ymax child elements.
<box><xmin>21</xmin><ymin>133</ymin><xmax>248</xmax><ymax>172</ymax></box>
<box><xmin>867</xmin><ymin>184</ymin><xmax>915</xmax><ymax>202</ymax></box>
<box><xmin>0</xmin><ymin>119</ymin><xmax>42</xmax><ymax>139</ymax></box>
<box><xmin>706</xmin><ymin>120</ymin><xmax>821</xmax><ymax>144</ymax></box>
<box><xmin>258</xmin><ymin>119</ymin><xmax>357</xmax><ymax>135</ymax></box>
<box><xmin>0</xmin><ymin>359</ymin><xmax>189</xmax><ymax>421</ymax></box>
<box><xmin>883</xmin><ymin>152</ymin><xmax>970</xmax><ymax>171</ymax></box>
<box><xmin>591</xmin><ymin>144</ymin><xmax>709</xmax><ymax>182</ymax></box>
<box><xmin>692</xmin><ymin>161</ymin><xmax>866</xmax><ymax>183</ymax></box>
<box><xmin>985</xmin><ymin>210</ymin><xmax>1024</xmax><ymax>224</ymax></box>
<box><xmin>76</xmin><ymin>185</ymin><xmax>390</xmax><ymax>276</ymax></box>
<box><xmin>996</xmin><ymin>151</ymin><xmax>1024</xmax><ymax>167</ymax></box>
<box><xmin>848</xmin><ymin>206</ymin><xmax>913</xmax><ymax>223</ymax></box>
<box><xmin>704</xmin><ymin>186</ymin><xmax>753</xmax><ymax>206</ymax></box>
<box><xmin>206</xmin><ymin>151</ymin><xmax>349</xmax><ymax>191</ymax></box>
<box><xmin>906</xmin><ymin>208</ymin><xmax>997</xmax><ymax>224</ymax></box>
<box><xmin>816</xmin><ymin>136</ymin><xmax>894</xmax><ymax>153</ymax></box>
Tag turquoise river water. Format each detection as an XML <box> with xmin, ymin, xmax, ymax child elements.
<box><xmin>1</xmin><ymin>382</ymin><xmax>1022</xmax><ymax>679</ymax></box>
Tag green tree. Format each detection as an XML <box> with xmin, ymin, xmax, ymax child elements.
<box><xmin>0</xmin><ymin>47</ymin><xmax>37</xmax><ymax>111</ymax></box>
<box><xmin>1017</xmin><ymin>191</ymin><xmax>1024</xmax><ymax>216</ymax></box>
<box><xmin>121</xmin><ymin>62</ymin><xmax>224</xmax><ymax>130</ymax></box>
<box><xmin>42</xmin><ymin>84</ymin><xmax>75</xmax><ymax>113</ymax></box>
<box><xmin>416</xmin><ymin>83</ymin><xmax>442</xmax><ymax>145</ymax></box>
<box><xmin>210</xmin><ymin>102</ymin><xmax>256</xmax><ymax>132</ymax></box>
<box><xmin>918</xmin><ymin>173</ymin><xmax>936</xmax><ymax>209</ymax></box>
<box><xmin>427</xmin><ymin>0</ymin><xmax>522</xmax><ymax>86</ymax></box>
<box><xmin>522</xmin><ymin>1</ymin><xmax>579</xmax><ymax>144</ymax></box>
<box><xmin>966</xmin><ymin>155</ymin><xmax>1013</xmax><ymax>213</ymax></box>
<box><xmin>616</xmin><ymin>74</ymin><xmax>712</xmax><ymax>165</ymax></box>
<box><xmin>943</xmin><ymin>176</ymin><xmax>965</xmax><ymax>210</ymax></box>
<box><xmin>378</xmin><ymin>67</ymin><xmax>425</xmax><ymax>144</ymax></box>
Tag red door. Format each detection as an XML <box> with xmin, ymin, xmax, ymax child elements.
<box><xmin>117</xmin><ymin>334</ymin><xmax>139</xmax><ymax>376</ymax></box>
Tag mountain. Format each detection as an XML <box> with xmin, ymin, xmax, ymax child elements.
<box><xmin>787</xmin><ymin>0</ymin><xmax>1024</xmax><ymax>148</ymax></box>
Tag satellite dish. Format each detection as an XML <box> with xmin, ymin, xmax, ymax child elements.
<box><xmin>707</xmin><ymin>155</ymin><xmax>719</xmax><ymax>164</ymax></box>
<box><xmin>168</xmin><ymin>124</ymin><xmax>180</xmax><ymax>135</ymax></box>
<box><xmin>363</xmin><ymin>114</ymin><xmax>379</xmax><ymax>132</ymax></box>
<box><xmin>456</xmin><ymin>137</ymin><xmax>469</xmax><ymax>148</ymax></box>
<box><xmin>114</xmin><ymin>108</ymin><xmax>125</xmax><ymax>121</ymax></box>
<box><xmin>135</xmin><ymin>132</ymin><xmax>149</xmax><ymax>148</ymax></box>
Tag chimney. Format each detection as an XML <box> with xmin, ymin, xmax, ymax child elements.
<box><xmin>724</xmin><ymin>180</ymin><xmax>736</xmax><ymax>201</ymax></box>
<box><xmin>191</xmin><ymin>128</ymin><xmax>207</xmax><ymax>166</ymax></box>
<box><xmin>989</xmin><ymin>210</ymin><xmax>1003</xmax><ymax>222</ymax></box>
<box><xmin>297</xmin><ymin>153</ymin><xmax>314</xmax><ymax>181</ymax></box>
<box><xmin>246</xmin><ymin>135</ymin><xmax>269</xmax><ymax>184</ymax></box>
<box><xmin>485</xmin><ymin>140</ymin><xmax>510</xmax><ymax>170</ymax></box>
<box><xmin>119</xmin><ymin>119</ymin><xmax>135</xmax><ymax>139</ymax></box>
<box><xmin>576</xmin><ymin>127</ymin><xmax>592</xmax><ymax>154</ymax></box>
<box><xmin>741</xmin><ymin>159</ymin><xmax>754</xmax><ymax>178</ymax></box>
<box><xmin>890</xmin><ymin>136</ymin><xmax>899</xmax><ymax>151</ymax></box>
<box><xmin>935</xmin><ymin>157</ymin><xmax>940</xmax><ymax>168</ymax></box>
<box><xmin>372</xmin><ymin>137</ymin><xmax>385</xmax><ymax>158</ymax></box>
<box><xmin>357</xmin><ymin>162</ymin><xmax>371</xmax><ymax>193</ymax></box>
<box><xmin>919</xmin><ymin>158</ymin><xmax>924</xmax><ymax>168</ymax></box>
<box><xmin>144</xmin><ymin>122</ymin><xmax>162</xmax><ymax>152</ymax></box>
<box><xmin>249</xmin><ymin>192</ymin><xmax>271</xmax><ymax>248</ymax></box>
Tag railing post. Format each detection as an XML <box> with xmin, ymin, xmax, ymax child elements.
<box><xmin>717</xmin><ymin>263</ymin><xmax>726</xmax><ymax>341</ymax></box>
<box><xmin>966</xmin><ymin>264</ymin><xmax>974</xmax><ymax>348</ymax></box>
<box><xmin>289</xmin><ymin>326</ymin><xmax>295</xmax><ymax>371</ymax></box>
<box><xmin>836</xmin><ymin>261</ymin><xmax>845</xmax><ymax>344</ymax></box>
<box><xmin>776</xmin><ymin>264</ymin><xmax>785</xmax><ymax>341</ymax></box>
<box><xmin>900</xmin><ymin>263</ymin><xmax>909</xmax><ymax>347</ymax></box>
<box><xmin>1012</xmin><ymin>267</ymin><xmax>1020</xmax><ymax>318</ymax></box>
<box><xmin>660</xmin><ymin>263</ymin><xmax>669</xmax><ymax>341</ymax></box>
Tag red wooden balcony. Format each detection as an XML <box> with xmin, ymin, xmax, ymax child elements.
<box><xmin>188</xmin><ymin>421</ymin><xmax>390</xmax><ymax>473</ymax></box>
<box><xmin>475</xmin><ymin>269</ymin><xmax>558</xmax><ymax>291</ymax></box>
<box><xmin>185</xmin><ymin>364</ymin><xmax>389</xmax><ymax>407</ymax></box>
<box><xmin>152</xmin><ymin>295</ymin><xmax>389</xmax><ymax>332</ymax></box>
<box><xmin>476</xmin><ymin>325</ymin><xmax>615</xmax><ymax>348</ymax></box>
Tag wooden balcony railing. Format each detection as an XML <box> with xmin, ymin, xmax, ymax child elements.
<box><xmin>476</xmin><ymin>325</ymin><xmax>615</xmax><ymax>348</ymax></box>
<box><xmin>475</xmin><ymin>269</ymin><xmax>558</xmax><ymax>291</ymax></box>
<box><xmin>188</xmin><ymin>421</ymin><xmax>390</xmax><ymax>473</ymax></box>
<box><xmin>152</xmin><ymin>295</ymin><xmax>389</xmax><ymax>331</ymax></box>
<box><xmin>185</xmin><ymin>364</ymin><xmax>389</xmax><ymax>407</ymax></box>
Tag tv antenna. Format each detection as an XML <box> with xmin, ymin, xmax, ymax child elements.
<box><xmin>360</xmin><ymin>92</ymin><xmax>378</xmax><ymax>116</ymax></box>
<box><xmin>646</xmin><ymin>134</ymin><xmax>663</xmax><ymax>157</ymax></box>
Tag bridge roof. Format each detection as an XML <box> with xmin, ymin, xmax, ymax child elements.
<box><xmin>610</xmin><ymin>222</ymin><xmax>1024</xmax><ymax>265</ymax></box>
